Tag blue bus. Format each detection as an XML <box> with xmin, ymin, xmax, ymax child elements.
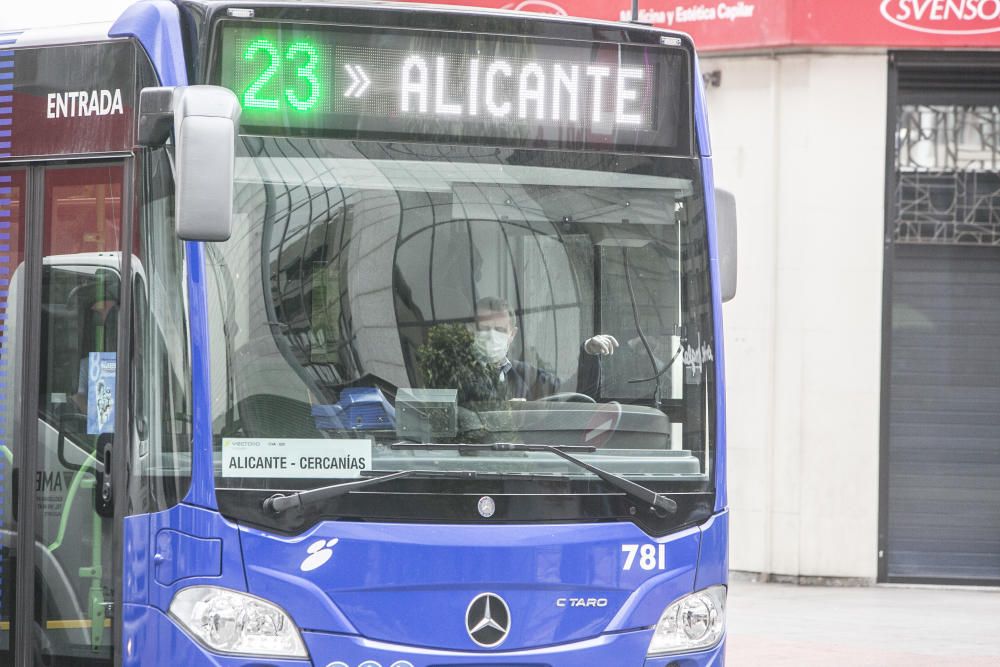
<box><xmin>0</xmin><ymin>1</ymin><xmax>736</xmax><ymax>665</ymax></box>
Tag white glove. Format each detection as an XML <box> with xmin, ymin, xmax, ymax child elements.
<box><xmin>584</xmin><ymin>334</ymin><xmax>619</xmax><ymax>356</ymax></box>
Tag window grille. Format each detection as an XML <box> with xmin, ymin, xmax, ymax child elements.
<box><xmin>893</xmin><ymin>105</ymin><xmax>1000</xmax><ymax>246</ymax></box>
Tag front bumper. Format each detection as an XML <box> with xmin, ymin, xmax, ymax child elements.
<box><xmin>304</xmin><ymin>629</ymin><xmax>725</xmax><ymax>666</ymax></box>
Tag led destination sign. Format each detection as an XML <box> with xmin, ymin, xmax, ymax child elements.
<box><xmin>217</xmin><ymin>23</ymin><xmax>692</xmax><ymax>153</ymax></box>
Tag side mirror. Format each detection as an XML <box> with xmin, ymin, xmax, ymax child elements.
<box><xmin>715</xmin><ymin>188</ymin><xmax>737</xmax><ymax>302</ymax></box>
<box><xmin>138</xmin><ymin>86</ymin><xmax>241</xmax><ymax>241</ymax></box>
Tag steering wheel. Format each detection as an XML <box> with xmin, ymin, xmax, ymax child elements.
<box><xmin>538</xmin><ymin>392</ymin><xmax>597</xmax><ymax>403</ymax></box>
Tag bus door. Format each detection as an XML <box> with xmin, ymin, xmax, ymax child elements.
<box><xmin>0</xmin><ymin>167</ymin><xmax>28</xmax><ymax>666</ymax></box>
<box><xmin>0</xmin><ymin>163</ymin><xmax>125</xmax><ymax>667</ymax></box>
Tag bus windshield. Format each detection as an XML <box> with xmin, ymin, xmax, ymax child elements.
<box><xmin>207</xmin><ymin>136</ymin><xmax>715</xmax><ymax>525</ymax></box>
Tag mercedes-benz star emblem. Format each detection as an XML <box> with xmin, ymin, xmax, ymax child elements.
<box><xmin>465</xmin><ymin>593</ymin><xmax>511</xmax><ymax>647</ymax></box>
<box><xmin>477</xmin><ymin>495</ymin><xmax>496</xmax><ymax>518</ymax></box>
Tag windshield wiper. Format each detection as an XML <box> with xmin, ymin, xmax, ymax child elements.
<box><xmin>390</xmin><ymin>442</ymin><xmax>678</xmax><ymax>515</ymax></box>
<box><xmin>263</xmin><ymin>469</ymin><xmax>475</xmax><ymax>515</ymax></box>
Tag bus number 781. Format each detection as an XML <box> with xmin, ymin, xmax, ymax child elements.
<box><xmin>622</xmin><ymin>543</ymin><xmax>667</xmax><ymax>571</ymax></box>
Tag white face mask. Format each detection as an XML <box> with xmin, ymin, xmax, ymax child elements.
<box><xmin>474</xmin><ymin>329</ymin><xmax>510</xmax><ymax>365</ymax></box>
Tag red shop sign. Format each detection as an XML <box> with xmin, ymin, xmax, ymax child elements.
<box><xmin>405</xmin><ymin>0</ymin><xmax>1000</xmax><ymax>51</ymax></box>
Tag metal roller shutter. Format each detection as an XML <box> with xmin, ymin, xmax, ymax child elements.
<box><xmin>887</xmin><ymin>245</ymin><xmax>1000</xmax><ymax>583</ymax></box>
<box><xmin>884</xmin><ymin>53</ymin><xmax>1000</xmax><ymax>584</ymax></box>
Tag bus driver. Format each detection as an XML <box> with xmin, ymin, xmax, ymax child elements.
<box><xmin>472</xmin><ymin>296</ymin><xmax>620</xmax><ymax>400</ymax></box>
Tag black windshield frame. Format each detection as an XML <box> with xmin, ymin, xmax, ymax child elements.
<box><xmin>220</xmin><ymin>480</ymin><xmax>714</xmax><ymax>536</ymax></box>
<box><xmin>208</xmin><ymin>136</ymin><xmax>716</xmax><ymax>535</ymax></box>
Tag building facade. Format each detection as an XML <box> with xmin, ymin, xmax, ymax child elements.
<box><xmin>678</xmin><ymin>1</ymin><xmax>1000</xmax><ymax>586</ymax></box>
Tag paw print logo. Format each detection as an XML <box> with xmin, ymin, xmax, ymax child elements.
<box><xmin>300</xmin><ymin>537</ymin><xmax>340</xmax><ymax>572</ymax></box>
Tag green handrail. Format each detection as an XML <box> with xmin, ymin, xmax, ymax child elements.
<box><xmin>47</xmin><ymin>451</ymin><xmax>98</xmax><ymax>552</ymax></box>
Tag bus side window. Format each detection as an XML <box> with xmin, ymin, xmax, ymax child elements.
<box><xmin>129</xmin><ymin>148</ymin><xmax>192</xmax><ymax>513</ymax></box>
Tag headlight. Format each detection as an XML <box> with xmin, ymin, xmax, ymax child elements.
<box><xmin>168</xmin><ymin>586</ymin><xmax>309</xmax><ymax>659</ymax></box>
<box><xmin>647</xmin><ymin>585</ymin><xmax>726</xmax><ymax>656</ymax></box>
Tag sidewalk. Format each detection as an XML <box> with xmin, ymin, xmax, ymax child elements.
<box><xmin>726</xmin><ymin>578</ymin><xmax>1000</xmax><ymax>666</ymax></box>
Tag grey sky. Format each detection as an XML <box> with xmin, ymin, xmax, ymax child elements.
<box><xmin>2</xmin><ymin>1</ymin><xmax>134</xmax><ymax>31</ymax></box>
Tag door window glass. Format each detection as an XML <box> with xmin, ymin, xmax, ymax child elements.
<box><xmin>36</xmin><ymin>165</ymin><xmax>122</xmax><ymax>666</ymax></box>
